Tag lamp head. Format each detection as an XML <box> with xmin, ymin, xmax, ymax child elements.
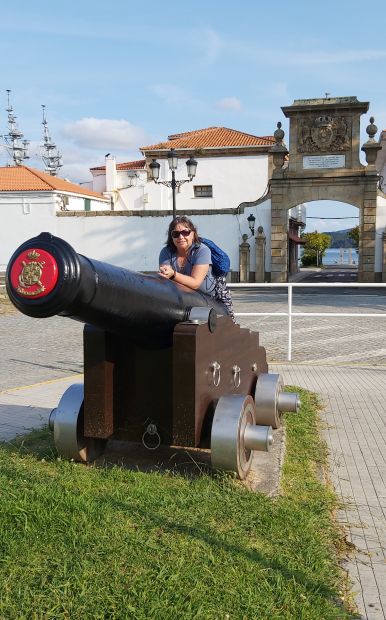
<box><xmin>167</xmin><ymin>148</ymin><xmax>178</xmax><ymax>171</ymax></box>
<box><xmin>149</xmin><ymin>158</ymin><xmax>160</xmax><ymax>181</ymax></box>
<box><xmin>247</xmin><ymin>213</ymin><xmax>256</xmax><ymax>235</ymax></box>
<box><xmin>186</xmin><ymin>155</ymin><xmax>198</xmax><ymax>180</ymax></box>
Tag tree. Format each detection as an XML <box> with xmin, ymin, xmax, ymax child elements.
<box><xmin>301</xmin><ymin>231</ymin><xmax>331</xmax><ymax>267</ymax></box>
<box><xmin>347</xmin><ymin>225</ymin><xmax>359</xmax><ymax>249</ymax></box>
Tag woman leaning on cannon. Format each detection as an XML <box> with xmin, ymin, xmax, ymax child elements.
<box><xmin>158</xmin><ymin>216</ymin><xmax>235</xmax><ymax>321</ymax></box>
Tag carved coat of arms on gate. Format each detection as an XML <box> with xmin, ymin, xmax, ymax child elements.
<box><xmin>298</xmin><ymin>115</ymin><xmax>351</xmax><ymax>153</ymax></box>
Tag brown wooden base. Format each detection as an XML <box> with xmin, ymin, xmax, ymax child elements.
<box><xmin>83</xmin><ymin>316</ymin><xmax>268</xmax><ymax>449</ymax></box>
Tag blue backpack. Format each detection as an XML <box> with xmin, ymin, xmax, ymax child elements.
<box><xmin>199</xmin><ymin>237</ymin><xmax>230</xmax><ymax>278</ymax></box>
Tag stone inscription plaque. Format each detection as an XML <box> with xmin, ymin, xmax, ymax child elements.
<box><xmin>303</xmin><ymin>154</ymin><xmax>345</xmax><ymax>169</ymax></box>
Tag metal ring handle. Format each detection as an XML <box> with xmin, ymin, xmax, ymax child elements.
<box><xmin>142</xmin><ymin>423</ymin><xmax>161</xmax><ymax>450</ymax></box>
<box><xmin>232</xmin><ymin>365</ymin><xmax>241</xmax><ymax>388</ymax></box>
<box><xmin>211</xmin><ymin>361</ymin><xmax>221</xmax><ymax>387</ymax></box>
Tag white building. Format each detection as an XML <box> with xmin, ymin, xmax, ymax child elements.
<box><xmin>0</xmin><ymin>165</ymin><xmax>109</xmax><ymax>266</ymax></box>
<box><xmin>377</xmin><ymin>129</ymin><xmax>386</xmax><ymax>194</ymax></box>
<box><xmin>84</xmin><ymin>126</ymin><xmax>306</xmax><ymax>278</ymax></box>
<box><xmin>87</xmin><ymin>127</ymin><xmax>275</xmax><ymax>214</ymax></box>
<box><xmin>0</xmin><ymin>128</ymin><xmax>307</xmax><ymax>280</ymax></box>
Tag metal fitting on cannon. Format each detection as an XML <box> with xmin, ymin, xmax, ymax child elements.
<box><xmin>210</xmin><ymin>394</ymin><xmax>273</xmax><ymax>479</ymax></box>
<box><xmin>254</xmin><ymin>373</ymin><xmax>300</xmax><ymax>428</ymax></box>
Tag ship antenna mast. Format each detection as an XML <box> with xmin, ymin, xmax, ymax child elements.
<box><xmin>40</xmin><ymin>104</ymin><xmax>62</xmax><ymax>176</ymax></box>
<box><xmin>0</xmin><ymin>90</ymin><xmax>29</xmax><ymax>166</ymax></box>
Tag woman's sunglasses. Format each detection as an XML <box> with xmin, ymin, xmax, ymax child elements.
<box><xmin>171</xmin><ymin>229</ymin><xmax>191</xmax><ymax>239</ymax></box>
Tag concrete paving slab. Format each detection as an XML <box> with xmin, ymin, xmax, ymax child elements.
<box><xmin>0</xmin><ymin>375</ymin><xmax>83</xmax><ymax>441</ymax></box>
<box><xmin>270</xmin><ymin>363</ymin><xmax>386</xmax><ymax>620</ymax></box>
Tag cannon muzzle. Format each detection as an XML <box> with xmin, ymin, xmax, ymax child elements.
<box><xmin>6</xmin><ymin>232</ymin><xmax>227</xmax><ymax>347</ymax></box>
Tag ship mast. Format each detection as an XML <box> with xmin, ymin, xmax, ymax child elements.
<box><xmin>0</xmin><ymin>90</ymin><xmax>29</xmax><ymax>166</ymax></box>
<box><xmin>40</xmin><ymin>104</ymin><xmax>62</xmax><ymax>176</ymax></box>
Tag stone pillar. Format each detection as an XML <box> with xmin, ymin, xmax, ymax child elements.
<box><xmin>268</xmin><ymin>122</ymin><xmax>289</xmax><ymax>283</ymax></box>
<box><xmin>359</xmin><ymin>202</ymin><xmax>377</xmax><ymax>281</ymax></box>
<box><xmin>239</xmin><ymin>234</ymin><xmax>250</xmax><ymax>282</ymax></box>
<box><xmin>270</xmin><ymin>203</ymin><xmax>288</xmax><ymax>283</ymax></box>
<box><xmin>383</xmin><ymin>229</ymin><xmax>386</xmax><ymax>283</ymax></box>
<box><xmin>255</xmin><ymin>226</ymin><xmax>266</xmax><ymax>282</ymax></box>
<box><xmin>359</xmin><ymin>118</ymin><xmax>381</xmax><ymax>282</ymax></box>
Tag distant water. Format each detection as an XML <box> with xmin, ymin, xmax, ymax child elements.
<box><xmin>323</xmin><ymin>248</ymin><xmax>358</xmax><ymax>265</ymax></box>
<box><xmin>301</xmin><ymin>248</ymin><xmax>358</xmax><ymax>265</ymax></box>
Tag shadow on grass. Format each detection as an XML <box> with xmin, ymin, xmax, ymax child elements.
<box><xmin>1</xmin><ymin>427</ymin><xmax>215</xmax><ymax>479</ymax></box>
<box><xmin>96</xmin><ymin>491</ymin><xmax>346</xmax><ymax>611</ymax></box>
<box><xmin>1</xmin><ymin>427</ymin><xmax>56</xmax><ymax>460</ymax></box>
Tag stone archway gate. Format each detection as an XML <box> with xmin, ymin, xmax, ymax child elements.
<box><xmin>269</xmin><ymin>97</ymin><xmax>382</xmax><ymax>282</ymax></box>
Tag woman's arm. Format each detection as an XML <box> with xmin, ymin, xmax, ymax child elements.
<box><xmin>159</xmin><ymin>263</ymin><xmax>209</xmax><ymax>290</ymax></box>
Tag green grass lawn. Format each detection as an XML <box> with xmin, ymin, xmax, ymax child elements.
<box><xmin>0</xmin><ymin>389</ymin><xmax>356</xmax><ymax>620</ymax></box>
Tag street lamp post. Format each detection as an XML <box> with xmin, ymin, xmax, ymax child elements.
<box><xmin>247</xmin><ymin>213</ymin><xmax>256</xmax><ymax>236</ymax></box>
<box><xmin>149</xmin><ymin>148</ymin><xmax>198</xmax><ymax>219</ymax></box>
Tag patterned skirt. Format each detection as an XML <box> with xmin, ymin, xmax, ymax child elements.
<box><xmin>213</xmin><ymin>276</ymin><xmax>236</xmax><ymax>322</ymax></box>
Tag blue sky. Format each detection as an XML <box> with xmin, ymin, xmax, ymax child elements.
<box><xmin>0</xmin><ymin>0</ymin><xmax>385</xmax><ymax>231</ymax></box>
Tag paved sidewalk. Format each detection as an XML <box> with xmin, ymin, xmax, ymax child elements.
<box><xmin>0</xmin><ymin>375</ymin><xmax>83</xmax><ymax>440</ymax></box>
<box><xmin>271</xmin><ymin>363</ymin><xmax>386</xmax><ymax>620</ymax></box>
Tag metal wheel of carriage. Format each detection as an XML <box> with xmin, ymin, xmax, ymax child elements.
<box><xmin>254</xmin><ymin>373</ymin><xmax>300</xmax><ymax>429</ymax></box>
<box><xmin>49</xmin><ymin>383</ymin><xmax>107</xmax><ymax>462</ymax></box>
<box><xmin>210</xmin><ymin>394</ymin><xmax>273</xmax><ymax>480</ymax></box>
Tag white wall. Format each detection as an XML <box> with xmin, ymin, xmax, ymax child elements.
<box><xmin>89</xmin><ymin>172</ymin><xmax>106</xmax><ymax>193</ymax></box>
<box><xmin>56</xmin><ymin>211</ymin><xmax>261</xmax><ymax>272</ymax></box>
<box><xmin>376</xmin><ymin>131</ymin><xmax>386</xmax><ymax>193</ymax></box>
<box><xmin>65</xmin><ymin>193</ymin><xmax>109</xmax><ymax>211</ymax></box>
<box><xmin>0</xmin><ymin>192</ymin><xmax>109</xmax><ymax>265</ymax></box>
<box><xmin>92</xmin><ymin>154</ymin><xmax>270</xmax><ymax>213</ymax></box>
<box><xmin>0</xmin><ymin>200</ymin><xmax>271</xmax><ymax>274</ymax></box>
<box><xmin>0</xmin><ymin>194</ymin><xmax>57</xmax><ymax>265</ymax></box>
<box><xmin>376</xmin><ymin>194</ymin><xmax>386</xmax><ymax>272</ymax></box>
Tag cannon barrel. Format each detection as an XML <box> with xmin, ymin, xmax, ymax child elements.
<box><xmin>6</xmin><ymin>232</ymin><xmax>227</xmax><ymax>347</ymax></box>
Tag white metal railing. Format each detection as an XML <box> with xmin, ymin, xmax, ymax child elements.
<box><xmin>229</xmin><ymin>282</ymin><xmax>386</xmax><ymax>361</ymax></box>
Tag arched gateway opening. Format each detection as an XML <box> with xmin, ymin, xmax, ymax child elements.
<box><xmin>295</xmin><ymin>200</ymin><xmax>359</xmax><ymax>272</ymax></box>
<box><xmin>269</xmin><ymin>97</ymin><xmax>382</xmax><ymax>282</ymax></box>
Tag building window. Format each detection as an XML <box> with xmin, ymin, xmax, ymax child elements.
<box><xmin>194</xmin><ymin>185</ymin><xmax>213</xmax><ymax>198</ymax></box>
<box><xmin>84</xmin><ymin>198</ymin><xmax>91</xmax><ymax>211</ymax></box>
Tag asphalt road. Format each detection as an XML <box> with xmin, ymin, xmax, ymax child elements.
<box><xmin>299</xmin><ymin>267</ymin><xmax>358</xmax><ymax>283</ymax></box>
<box><xmin>0</xmin><ymin>303</ymin><xmax>84</xmax><ymax>390</ymax></box>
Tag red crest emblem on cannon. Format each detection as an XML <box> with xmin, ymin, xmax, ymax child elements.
<box><xmin>9</xmin><ymin>248</ymin><xmax>59</xmax><ymax>298</ymax></box>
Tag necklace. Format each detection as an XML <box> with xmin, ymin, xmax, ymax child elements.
<box><xmin>176</xmin><ymin>256</ymin><xmax>187</xmax><ymax>273</ymax></box>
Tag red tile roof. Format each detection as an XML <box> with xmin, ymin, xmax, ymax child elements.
<box><xmin>90</xmin><ymin>159</ymin><xmax>146</xmax><ymax>172</ymax></box>
<box><xmin>141</xmin><ymin>127</ymin><xmax>275</xmax><ymax>151</ymax></box>
<box><xmin>0</xmin><ymin>166</ymin><xmax>108</xmax><ymax>200</ymax></box>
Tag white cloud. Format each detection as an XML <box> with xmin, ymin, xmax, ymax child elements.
<box><xmin>58</xmin><ymin>144</ymin><xmax>143</xmax><ymax>184</ymax></box>
<box><xmin>215</xmin><ymin>97</ymin><xmax>242</xmax><ymax>111</ymax></box>
<box><xmin>62</xmin><ymin>118</ymin><xmax>148</xmax><ymax>151</ymax></box>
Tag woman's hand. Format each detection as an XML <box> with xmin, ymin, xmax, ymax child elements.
<box><xmin>158</xmin><ymin>265</ymin><xmax>175</xmax><ymax>279</ymax></box>
<box><xmin>158</xmin><ymin>263</ymin><xmax>209</xmax><ymax>289</ymax></box>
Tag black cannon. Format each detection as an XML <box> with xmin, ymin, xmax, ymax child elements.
<box><xmin>6</xmin><ymin>232</ymin><xmax>299</xmax><ymax>479</ymax></box>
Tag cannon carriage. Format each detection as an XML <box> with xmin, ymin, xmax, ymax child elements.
<box><xmin>6</xmin><ymin>232</ymin><xmax>299</xmax><ymax>479</ymax></box>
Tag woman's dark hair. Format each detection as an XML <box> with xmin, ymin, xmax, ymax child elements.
<box><xmin>165</xmin><ymin>216</ymin><xmax>200</xmax><ymax>250</ymax></box>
